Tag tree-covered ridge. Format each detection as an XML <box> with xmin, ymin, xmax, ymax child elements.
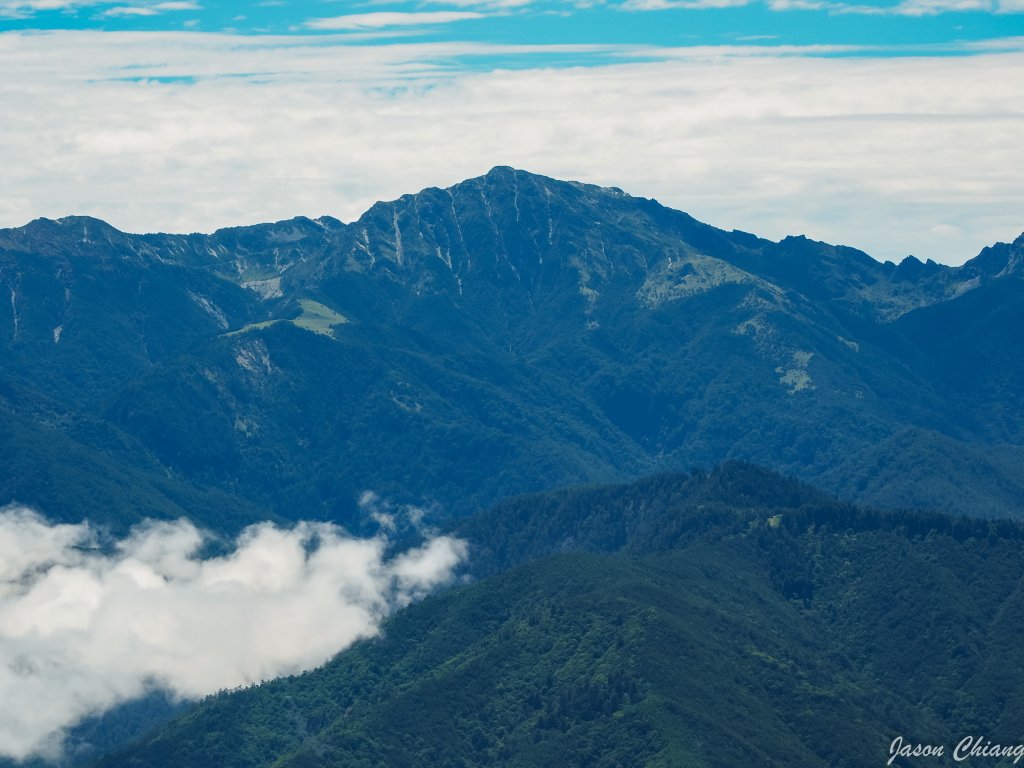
<box><xmin>94</xmin><ymin>465</ymin><xmax>1024</xmax><ymax>768</ymax></box>
<box><xmin>453</xmin><ymin>462</ymin><xmax>1024</xmax><ymax>578</ymax></box>
<box><xmin>2</xmin><ymin>170</ymin><xmax>1024</xmax><ymax>528</ymax></box>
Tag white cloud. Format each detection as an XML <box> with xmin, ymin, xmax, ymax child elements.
<box><xmin>0</xmin><ymin>507</ymin><xmax>467</xmax><ymax>761</ymax></box>
<box><xmin>890</xmin><ymin>0</ymin><xmax>992</xmax><ymax>13</ymax></box>
<box><xmin>0</xmin><ymin>0</ymin><xmax>196</xmax><ymax>16</ymax></box>
<box><xmin>0</xmin><ymin>31</ymin><xmax>1022</xmax><ymax>265</ymax></box>
<box><xmin>620</xmin><ymin>0</ymin><xmax>751</xmax><ymax>8</ymax></box>
<box><xmin>831</xmin><ymin>0</ymin><xmax>995</xmax><ymax>13</ymax></box>
<box><xmin>618</xmin><ymin>41</ymin><xmax>864</xmax><ymax>54</ymax></box>
<box><xmin>959</xmin><ymin>34</ymin><xmax>1024</xmax><ymax>47</ymax></box>
<box><xmin>305</xmin><ymin>11</ymin><xmax>485</xmax><ymax>31</ymax></box>
<box><xmin>102</xmin><ymin>5</ymin><xmax>160</xmax><ymax>15</ymax></box>
<box><xmin>772</xmin><ymin>0</ymin><xmax>1023</xmax><ymax>13</ymax></box>
<box><xmin>767</xmin><ymin>0</ymin><xmax>829</xmax><ymax>9</ymax></box>
<box><xmin>0</xmin><ymin>0</ymin><xmax>81</xmax><ymax>17</ymax></box>
<box><xmin>104</xmin><ymin>3</ymin><xmax>199</xmax><ymax>17</ymax></box>
<box><xmin>369</xmin><ymin>0</ymin><xmax>532</xmax><ymax>6</ymax></box>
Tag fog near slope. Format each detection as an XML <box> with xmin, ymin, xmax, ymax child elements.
<box><xmin>0</xmin><ymin>505</ymin><xmax>467</xmax><ymax>761</ymax></box>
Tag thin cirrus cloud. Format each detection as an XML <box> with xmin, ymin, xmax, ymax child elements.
<box><xmin>837</xmin><ymin>0</ymin><xmax>988</xmax><ymax>13</ymax></box>
<box><xmin>0</xmin><ymin>0</ymin><xmax>199</xmax><ymax>16</ymax></box>
<box><xmin>767</xmin><ymin>0</ymin><xmax>1023</xmax><ymax>12</ymax></box>
<box><xmin>305</xmin><ymin>11</ymin><xmax>486</xmax><ymax>31</ymax></box>
<box><xmin>0</xmin><ymin>505</ymin><xmax>467</xmax><ymax>761</ymax></box>
<box><xmin>836</xmin><ymin>0</ymin><xmax>1011</xmax><ymax>14</ymax></box>
<box><xmin>0</xmin><ymin>0</ymin><xmax>85</xmax><ymax>17</ymax></box>
<box><xmin>101</xmin><ymin>1</ymin><xmax>199</xmax><ymax>17</ymax></box>
<box><xmin>367</xmin><ymin>0</ymin><xmax>533</xmax><ymax>6</ymax></box>
<box><xmin>619</xmin><ymin>0</ymin><xmax>1022</xmax><ymax>10</ymax></box>
<box><xmin>620</xmin><ymin>0</ymin><xmax>753</xmax><ymax>8</ymax></box>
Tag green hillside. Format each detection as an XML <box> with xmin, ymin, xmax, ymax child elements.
<box><xmin>94</xmin><ymin>466</ymin><xmax>1024</xmax><ymax>768</ymax></box>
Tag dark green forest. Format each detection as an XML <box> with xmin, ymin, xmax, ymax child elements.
<box><xmin>92</xmin><ymin>465</ymin><xmax>1024</xmax><ymax>768</ymax></box>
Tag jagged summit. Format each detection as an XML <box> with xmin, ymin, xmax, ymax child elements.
<box><xmin>958</xmin><ymin>231</ymin><xmax>1024</xmax><ymax>279</ymax></box>
<box><xmin>0</xmin><ymin>170</ymin><xmax>1020</xmax><ymax>332</ymax></box>
<box><xmin>0</xmin><ymin>169</ymin><xmax>1019</xmax><ymax>328</ymax></box>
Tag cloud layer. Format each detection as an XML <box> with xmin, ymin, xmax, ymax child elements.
<box><xmin>0</xmin><ymin>507</ymin><xmax>466</xmax><ymax>760</ymax></box>
<box><xmin>305</xmin><ymin>11</ymin><xmax>486</xmax><ymax>31</ymax></box>
<box><xmin>0</xmin><ymin>32</ymin><xmax>1022</xmax><ymax>264</ymax></box>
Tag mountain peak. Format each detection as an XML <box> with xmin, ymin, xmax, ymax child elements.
<box><xmin>960</xmin><ymin>233</ymin><xmax>1024</xmax><ymax>279</ymax></box>
<box><xmin>54</xmin><ymin>214</ymin><xmax>117</xmax><ymax>229</ymax></box>
<box><xmin>337</xmin><ymin>164</ymin><xmax>754</xmax><ymax>303</ymax></box>
<box><xmin>889</xmin><ymin>253</ymin><xmax>942</xmax><ymax>282</ymax></box>
<box><xmin>0</xmin><ymin>215</ymin><xmax>132</xmax><ymax>256</ymax></box>
<box><xmin>15</xmin><ymin>215</ymin><xmax>120</xmax><ymax>236</ymax></box>
<box><xmin>484</xmin><ymin>165</ymin><xmax>519</xmax><ymax>178</ymax></box>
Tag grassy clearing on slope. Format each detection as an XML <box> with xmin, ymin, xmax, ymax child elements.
<box><xmin>292</xmin><ymin>299</ymin><xmax>348</xmax><ymax>336</ymax></box>
<box><xmin>225</xmin><ymin>299</ymin><xmax>348</xmax><ymax>339</ymax></box>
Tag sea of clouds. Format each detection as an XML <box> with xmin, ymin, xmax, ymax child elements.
<box><xmin>0</xmin><ymin>505</ymin><xmax>466</xmax><ymax>760</ymax></box>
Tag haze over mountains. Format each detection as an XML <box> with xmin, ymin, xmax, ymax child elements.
<box><xmin>2</xmin><ymin>167</ymin><xmax>1022</xmax><ymax>529</ymax></box>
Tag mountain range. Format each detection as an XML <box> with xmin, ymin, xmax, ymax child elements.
<box><xmin>3</xmin><ymin>168</ymin><xmax>1024</xmax><ymax>767</ymax></box>
<box><xmin>2</xmin><ymin>166</ymin><xmax>1023</xmax><ymax>528</ymax></box>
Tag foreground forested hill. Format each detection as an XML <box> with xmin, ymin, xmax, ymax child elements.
<box><xmin>93</xmin><ymin>465</ymin><xmax>1024</xmax><ymax>768</ymax></box>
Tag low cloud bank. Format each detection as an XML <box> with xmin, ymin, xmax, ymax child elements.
<box><xmin>0</xmin><ymin>506</ymin><xmax>467</xmax><ymax>760</ymax></box>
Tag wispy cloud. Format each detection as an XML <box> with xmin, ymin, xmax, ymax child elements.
<box><xmin>961</xmin><ymin>33</ymin><xmax>1024</xmax><ymax>47</ymax></box>
<box><xmin>621</xmin><ymin>0</ymin><xmax>752</xmax><ymax>8</ymax></box>
<box><xmin>103</xmin><ymin>6</ymin><xmax>158</xmax><ymax>15</ymax></box>
<box><xmin>618</xmin><ymin>41</ymin><xmax>865</xmax><ymax>54</ymax></box>
<box><xmin>834</xmin><ymin>0</ymin><xmax>991</xmax><ymax>13</ymax></box>
<box><xmin>768</xmin><ymin>0</ymin><xmax>1024</xmax><ymax>13</ymax></box>
<box><xmin>305</xmin><ymin>11</ymin><xmax>485</xmax><ymax>31</ymax></box>
<box><xmin>766</xmin><ymin>0</ymin><xmax>829</xmax><ymax>9</ymax></box>
<box><xmin>0</xmin><ymin>506</ymin><xmax>466</xmax><ymax>760</ymax></box>
<box><xmin>0</xmin><ymin>0</ymin><xmax>84</xmax><ymax>18</ymax></box>
<box><xmin>0</xmin><ymin>0</ymin><xmax>199</xmax><ymax>17</ymax></box>
<box><xmin>366</xmin><ymin>0</ymin><xmax>532</xmax><ymax>6</ymax></box>
<box><xmin>101</xmin><ymin>1</ymin><xmax>199</xmax><ymax>17</ymax></box>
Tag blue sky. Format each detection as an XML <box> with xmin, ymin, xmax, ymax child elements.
<box><xmin>4</xmin><ymin>0</ymin><xmax>1024</xmax><ymax>55</ymax></box>
<box><xmin>0</xmin><ymin>0</ymin><xmax>1022</xmax><ymax>263</ymax></box>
